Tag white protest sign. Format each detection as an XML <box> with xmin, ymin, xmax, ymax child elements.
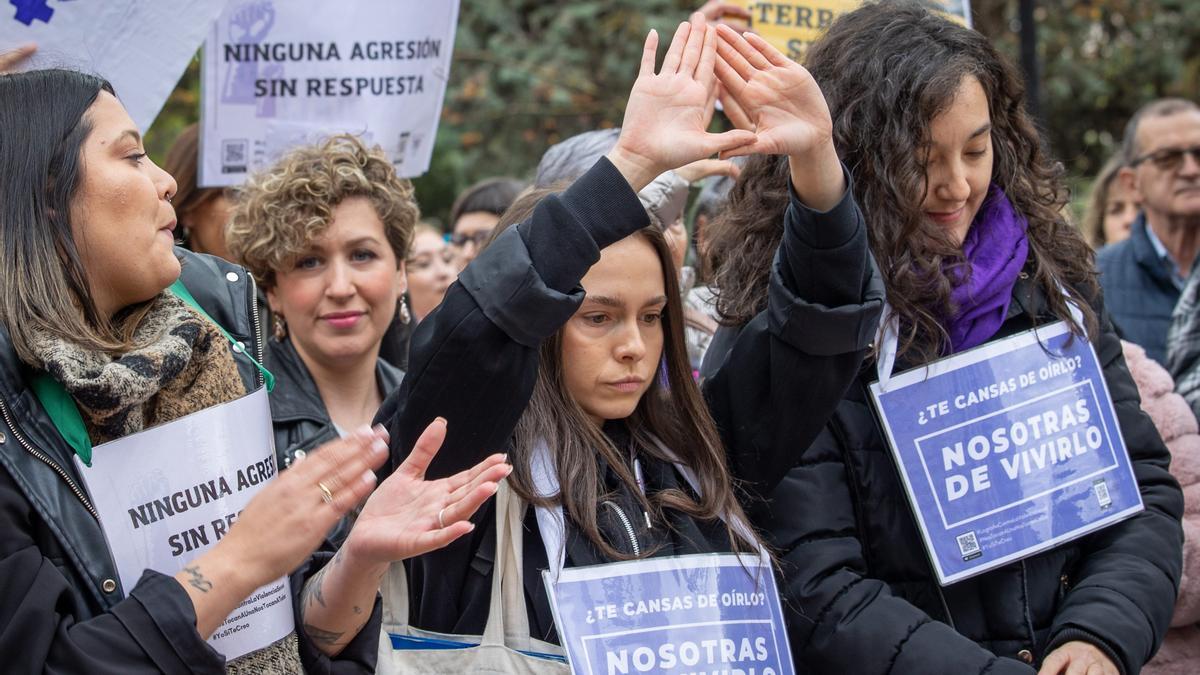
<box><xmin>199</xmin><ymin>0</ymin><xmax>460</xmax><ymax>187</ymax></box>
<box><xmin>0</xmin><ymin>0</ymin><xmax>229</xmax><ymax>131</ymax></box>
<box><xmin>76</xmin><ymin>387</ymin><xmax>293</xmax><ymax>660</ymax></box>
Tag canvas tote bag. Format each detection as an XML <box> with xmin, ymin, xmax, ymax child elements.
<box><xmin>376</xmin><ymin>481</ymin><xmax>569</xmax><ymax>673</ymax></box>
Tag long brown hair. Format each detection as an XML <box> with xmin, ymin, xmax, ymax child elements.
<box><xmin>0</xmin><ymin>69</ymin><xmax>158</xmax><ymax>365</ymax></box>
<box><xmin>708</xmin><ymin>2</ymin><xmax>1098</xmax><ymax>362</ymax></box>
<box><xmin>486</xmin><ymin>186</ymin><xmax>758</xmax><ymax>560</ymax></box>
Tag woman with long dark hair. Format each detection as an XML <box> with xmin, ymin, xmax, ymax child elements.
<box><xmin>706</xmin><ymin>4</ymin><xmax>1183</xmax><ymax>674</ymax></box>
<box><xmin>378</xmin><ymin>15</ymin><xmax>880</xmax><ymax>642</ymax></box>
<box><xmin>0</xmin><ymin>69</ymin><xmax>508</xmax><ymax>673</ymax></box>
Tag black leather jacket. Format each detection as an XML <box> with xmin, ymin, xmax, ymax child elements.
<box><xmin>266</xmin><ymin>337</ymin><xmax>404</xmax><ymax>472</ymax></box>
<box><xmin>0</xmin><ymin>248</ymin><xmax>380</xmax><ymax>673</ymax></box>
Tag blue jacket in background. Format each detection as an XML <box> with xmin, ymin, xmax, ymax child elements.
<box><xmin>1096</xmin><ymin>214</ymin><xmax>1181</xmax><ymax>364</ymax></box>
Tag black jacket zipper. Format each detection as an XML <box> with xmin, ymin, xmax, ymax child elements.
<box><xmin>602</xmin><ymin>500</ymin><xmax>641</xmax><ymax>556</ymax></box>
<box><xmin>249</xmin><ymin>276</ymin><xmax>265</xmax><ymax>389</ymax></box>
<box><xmin>0</xmin><ymin>397</ymin><xmax>98</xmax><ymax>520</ymax></box>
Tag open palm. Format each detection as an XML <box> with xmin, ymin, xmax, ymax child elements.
<box><xmin>343</xmin><ymin>419</ymin><xmax>510</xmax><ymax>566</ymax></box>
<box><xmin>714</xmin><ymin>25</ymin><xmax>834</xmax><ymax>159</ymax></box>
<box><xmin>613</xmin><ymin>16</ymin><xmax>757</xmax><ymax>185</ymax></box>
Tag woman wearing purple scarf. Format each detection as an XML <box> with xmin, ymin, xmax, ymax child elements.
<box><xmin>703</xmin><ymin>4</ymin><xmax>1183</xmax><ymax>675</ymax></box>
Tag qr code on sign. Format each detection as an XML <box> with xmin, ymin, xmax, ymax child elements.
<box><xmin>956</xmin><ymin>531</ymin><xmax>981</xmax><ymax>560</ymax></box>
<box><xmin>222</xmin><ymin>139</ymin><xmax>249</xmax><ymax>174</ymax></box>
<box><xmin>1093</xmin><ymin>479</ymin><xmax>1112</xmax><ymax>509</ymax></box>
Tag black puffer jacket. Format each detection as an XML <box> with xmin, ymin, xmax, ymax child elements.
<box><xmin>0</xmin><ymin>249</ymin><xmax>381</xmax><ymax>674</ymax></box>
<box><xmin>377</xmin><ymin>158</ymin><xmax>882</xmax><ymax>641</ymax></box>
<box><xmin>734</xmin><ymin>269</ymin><xmax>1185</xmax><ymax>675</ymax></box>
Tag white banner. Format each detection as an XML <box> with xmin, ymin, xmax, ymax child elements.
<box><xmin>0</xmin><ymin>0</ymin><xmax>229</xmax><ymax>132</ymax></box>
<box><xmin>199</xmin><ymin>0</ymin><xmax>460</xmax><ymax>187</ymax></box>
<box><xmin>76</xmin><ymin>387</ymin><xmax>293</xmax><ymax>660</ymax></box>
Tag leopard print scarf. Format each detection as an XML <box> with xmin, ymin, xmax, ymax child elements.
<box><xmin>29</xmin><ymin>290</ymin><xmax>304</xmax><ymax>673</ymax></box>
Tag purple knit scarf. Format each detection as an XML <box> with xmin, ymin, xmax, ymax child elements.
<box><xmin>945</xmin><ymin>185</ymin><xmax>1029</xmax><ymax>353</ymax></box>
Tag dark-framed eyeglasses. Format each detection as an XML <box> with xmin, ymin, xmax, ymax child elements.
<box><xmin>446</xmin><ymin>230</ymin><xmax>493</xmax><ymax>249</ymax></box>
<box><xmin>1131</xmin><ymin>146</ymin><xmax>1200</xmax><ymax>172</ymax></box>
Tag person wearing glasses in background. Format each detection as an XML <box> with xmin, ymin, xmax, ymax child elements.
<box><xmin>446</xmin><ymin>177</ymin><xmax>526</xmax><ymax>271</ymax></box>
<box><xmin>1097</xmin><ymin>99</ymin><xmax>1200</xmax><ymax>365</ymax></box>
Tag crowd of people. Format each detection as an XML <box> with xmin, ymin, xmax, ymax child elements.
<box><xmin>0</xmin><ymin>1</ymin><xmax>1195</xmax><ymax>674</ymax></box>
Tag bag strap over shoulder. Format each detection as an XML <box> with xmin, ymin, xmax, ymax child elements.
<box><xmin>380</xmin><ymin>481</ymin><xmax>535</xmax><ymax>647</ymax></box>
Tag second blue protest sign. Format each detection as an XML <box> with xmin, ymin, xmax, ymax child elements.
<box><xmin>869</xmin><ymin>321</ymin><xmax>1142</xmax><ymax>585</ymax></box>
<box><xmin>545</xmin><ymin>553</ymin><xmax>794</xmax><ymax>675</ymax></box>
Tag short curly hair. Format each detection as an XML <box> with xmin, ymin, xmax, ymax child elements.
<box><xmin>227</xmin><ymin>134</ymin><xmax>419</xmax><ymax>288</ymax></box>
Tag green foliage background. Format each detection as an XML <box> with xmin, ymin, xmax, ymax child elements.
<box><xmin>145</xmin><ymin>0</ymin><xmax>1200</xmax><ymax>227</ymax></box>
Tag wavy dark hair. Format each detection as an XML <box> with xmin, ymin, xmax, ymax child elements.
<box><xmin>482</xmin><ymin>187</ymin><xmax>758</xmax><ymax>561</ymax></box>
<box><xmin>707</xmin><ymin>1</ymin><xmax>1098</xmax><ymax>362</ymax></box>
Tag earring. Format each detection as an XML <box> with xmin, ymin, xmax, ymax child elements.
<box><xmin>398</xmin><ymin>300</ymin><xmax>412</xmax><ymax>325</ymax></box>
<box><xmin>272</xmin><ymin>314</ymin><xmax>288</xmax><ymax>341</ymax></box>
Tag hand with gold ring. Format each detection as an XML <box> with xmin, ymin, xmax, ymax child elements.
<box><xmin>170</xmin><ymin>424</ymin><xmax>392</xmax><ymax>639</ymax></box>
<box><xmin>341</xmin><ymin>416</ymin><xmax>510</xmax><ymax>566</ymax></box>
<box><xmin>296</xmin><ymin>416</ymin><xmax>511</xmax><ymax>657</ymax></box>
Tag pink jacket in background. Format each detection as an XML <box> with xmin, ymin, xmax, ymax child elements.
<box><xmin>1124</xmin><ymin>341</ymin><xmax>1200</xmax><ymax>675</ymax></box>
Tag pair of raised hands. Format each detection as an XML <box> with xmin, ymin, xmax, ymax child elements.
<box><xmin>608</xmin><ymin>14</ymin><xmax>844</xmax><ymax>210</ymax></box>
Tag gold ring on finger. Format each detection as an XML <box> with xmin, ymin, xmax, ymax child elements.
<box><xmin>318</xmin><ymin>481</ymin><xmax>334</xmax><ymax>504</ymax></box>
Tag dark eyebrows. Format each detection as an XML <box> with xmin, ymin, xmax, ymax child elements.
<box><xmin>969</xmin><ymin>123</ymin><xmax>992</xmax><ymax>140</ymax></box>
<box><xmin>344</xmin><ymin>236</ymin><xmax>383</xmax><ymax>248</ymax></box>
<box><xmin>582</xmin><ymin>294</ymin><xmax>668</xmax><ymax>309</ymax></box>
<box><xmin>583</xmin><ymin>295</ymin><xmax>623</xmax><ymax>309</ymax></box>
<box><xmin>117</xmin><ymin>129</ymin><xmax>142</xmax><ymax>145</ymax></box>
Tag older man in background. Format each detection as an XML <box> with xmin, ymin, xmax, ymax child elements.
<box><xmin>1098</xmin><ymin>98</ymin><xmax>1200</xmax><ymax>365</ymax></box>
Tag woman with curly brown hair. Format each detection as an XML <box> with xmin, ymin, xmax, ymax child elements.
<box><xmin>704</xmin><ymin>3</ymin><xmax>1183</xmax><ymax>675</ymax></box>
<box><xmin>227</xmin><ymin>135</ymin><xmax>412</xmax><ymax>480</ymax></box>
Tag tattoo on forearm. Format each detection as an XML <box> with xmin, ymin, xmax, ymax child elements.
<box><xmin>182</xmin><ymin>565</ymin><xmax>213</xmax><ymax>593</ymax></box>
<box><xmin>303</xmin><ymin>623</ymin><xmax>346</xmax><ymax>648</ymax></box>
<box><xmin>301</xmin><ymin>563</ymin><xmax>329</xmax><ymax>609</ymax></box>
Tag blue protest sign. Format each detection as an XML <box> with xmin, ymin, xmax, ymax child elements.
<box><xmin>545</xmin><ymin>553</ymin><xmax>794</xmax><ymax>675</ymax></box>
<box><xmin>869</xmin><ymin>321</ymin><xmax>1142</xmax><ymax>585</ymax></box>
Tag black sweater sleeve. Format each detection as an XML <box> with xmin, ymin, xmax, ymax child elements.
<box><xmin>702</xmin><ymin>171</ymin><xmax>885</xmax><ymax>497</ymax></box>
<box><xmin>376</xmin><ymin>156</ymin><xmax>649</xmax><ymax>481</ymax></box>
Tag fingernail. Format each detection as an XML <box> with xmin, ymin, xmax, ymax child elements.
<box><xmin>361</xmin><ymin>469</ymin><xmax>376</xmax><ymax>486</ymax></box>
<box><xmin>435</xmin><ymin>416</ymin><xmax>447</xmax><ymax>427</ymax></box>
<box><xmin>372</xmin><ymin>439</ymin><xmax>388</xmax><ymax>456</ymax></box>
<box><xmin>354</xmin><ymin>425</ymin><xmax>373</xmax><ymax>441</ymax></box>
<box><xmin>501</xmin><ymin>453</ymin><xmax>508</xmax><ymax>463</ymax></box>
<box><xmin>373</xmin><ymin>423</ymin><xmax>390</xmax><ymax>440</ymax></box>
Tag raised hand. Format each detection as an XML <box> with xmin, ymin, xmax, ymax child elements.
<box><xmin>0</xmin><ymin>44</ymin><xmax>35</xmax><ymax>74</ymax></box>
<box><xmin>697</xmin><ymin>1</ymin><xmax>752</xmax><ymax>33</ymax></box>
<box><xmin>714</xmin><ymin>25</ymin><xmax>833</xmax><ymax>160</ymax></box>
<box><xmin>608</xmin><ymin>14</ymin><xmax>757</xmax><ymax>192</ymax></box>
<box><xmin>341</xmin><ymin>417</ymin><xmax>512</xmax><ymax>565</ymax></box>
<box><xmin>714</xmin><ymin>25</ymin><xmax>846</xmax><ymax>210</ymax></box>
